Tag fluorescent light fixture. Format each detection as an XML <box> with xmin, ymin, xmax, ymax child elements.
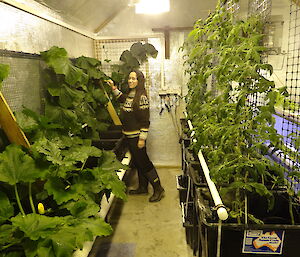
<box><xmin>135</xmin><ymin>0</ymin><xmax>170</xmax><ymax>14</ymax></box>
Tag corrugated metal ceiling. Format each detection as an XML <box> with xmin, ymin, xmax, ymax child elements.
<box><xmin>33</xmin><ymin>0</ymin><xmax>219</xmax><ymax>33</ymax></box>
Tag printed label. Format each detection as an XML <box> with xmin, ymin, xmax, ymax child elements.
<box><xmin>242</xmin><ymin>230</ymin><xmax>285</xmax><ymax>254</ymax></box>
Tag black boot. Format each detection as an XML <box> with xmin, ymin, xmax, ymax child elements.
<box><xmin>145</xmin><ymin>168</ymin><xmax>165</xmax><ymax>202</ymax></box>
<box><xmin>129</xmin><ymin>169</ymin><xmax>148</xmax><ymax>195</ymax></box>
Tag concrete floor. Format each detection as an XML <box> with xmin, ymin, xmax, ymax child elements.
<box><xmin>89</xmin><ymin>167</ymin><xmax>194</xmax><ymax>257</ymax></box>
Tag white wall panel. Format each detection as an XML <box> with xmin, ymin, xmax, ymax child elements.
<box><xmin>0</xmin><ymin>2</ymin><xmax>94</xmax><ymax>57</ymax></box>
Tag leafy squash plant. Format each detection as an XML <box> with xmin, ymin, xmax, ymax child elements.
<box><xmin>0</xmin><ymin>41</ymin><xmax>158</xmax><ymax>256</ymax></box>
<box><xmin>182</xmin><ymin>0</ymin><xmax>298</xmax><ymax>224</ymax></box>
<box><xmin>38</xmin><ymin>46</ymin><xmax>113</xmax><ymax>140</ymax></box>
<box><xmin>111</xmin><ymin>41</ymin><xmax>158</xmax><ymax>89</ymax></box>
<box><xmin>0</xmin><ymin>49</ymin><xmax>128</xmax><ymax>256</ymax></box>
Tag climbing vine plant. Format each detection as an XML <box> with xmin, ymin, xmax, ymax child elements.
<box><xmin>182</xmin><ymin>0</ymin><xmax>297</xmax><ymax>223</ymax></box>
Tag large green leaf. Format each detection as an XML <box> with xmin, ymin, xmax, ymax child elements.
<box><xmin>11</xmin><ymin>213</ymin><xmax>65</xmax><ymax>241</ymax></box>
<box><xmin>119</xmin><ymin>50</ymin><xmax>140</xmax><ymax>68</ymax></box>
<box><xmin>63</xmin><ymin>145</ymin><xmax>102</xmax><ymax>164</ymax></box>
<box><xmin>144</xmin><ymin>43</ymin><xmax>158</xmax><ymax>58</ymax></box>
<box><xmin>40</xmin><ymin>46</ymin><xmax>88</xmax><ymax>86</ymax></box>
<box><xmin>22</xmin><ymin>216</ymin><xmax>111</xmax><ymax>255</ymax></box>
<box><xmin>95</xmin><ymin>168</ymin><xmax>127</xmax><ymax>200</ymax></box>
<box><xmin>58</xmin><ymin>85</ymin><xmax>85</xmax><ymax>108</ymax></box>
<box><xmin>75</xmin><ymin>56</ymin><xmax>108</xmax><ymax>80</ymax></box>
<box><xmin>0</xmin><ymin>191</ymin><xmax>14</xmax><ymax>224</ymax></box>
<box><xmin>0</xmin><ymin>224</ymin><xmax>19</xmax><ymax>251</ymax></box>
<box><xmin>0</xmin><ymin>145</ymin><xmax>49</xmax><ymax>185</ymax></box>
<box><xmin>62</xmin><ymin>198</ymin><xmax>100</xmax><ymax>218</ymax></box>
<box><xmin>64</xmin><ymin>217</ymin><xmax>112</xmax><ymax>249</ymax></box>
<box><xmin>33</xmin><ymin>138</ymin><xmax>69</xmax><ymax>166</ymax></box>
<box><xmin>91</xmin><ymin>88</ymin><xmax>107</xmax><ymax>104</ymax></box>
<box><xmin>44</xmin><ymin>177</ymin><xmax>81</xmax><ymax>205</ymax></box>
<box><xmin>76</xmin><ymin>56</ymin><xmax>101</xmax><ymax>68</ymax></box>
<box><xmin>23</xmin><ymin>234</ymin><xmax>74</xmax><ymax>257</ymax></box>
<box><xmin>16</xmin><ymin>108</ymin><xmax>63</xmax><ymax>134</ymax></box>
<box><xmin>45</xmin><ymin>103</ymin><xmax>80</xmax><ymax>131</ymax></box>
<box><xmin>89</xmin><ymin>151</ymin><xmax>128</xmax><ymax>200</ymax></box>
<box><xmin>130</xmin><ymin>42</ymin><xmax>147</xmax><ymax>62</ymax></box>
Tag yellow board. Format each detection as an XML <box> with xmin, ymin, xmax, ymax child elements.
<box><xmin>100</xmin><ymin>83</ymin><xmax>122</xmax><ymax>125</ymax></box>
<box><xmin>107</xmin><ymin>100</ymin><xmax>122</xmax><ymax>125</ymax></box>
<box><xmin>0</xmin><ymin>92</ymin><xmax>30</xmax><ymax>148</ymax></box>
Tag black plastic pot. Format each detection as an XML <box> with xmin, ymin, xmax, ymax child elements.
<box><xmin>194</xmin><ymin>187</ymin><xmax>300</xmax><ymax>257</ymax></box>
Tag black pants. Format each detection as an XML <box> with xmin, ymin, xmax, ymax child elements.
<box><xmin>126</xmin><ymin>137</ymin><xmax>154</xmax><ymax>176</ymax></box>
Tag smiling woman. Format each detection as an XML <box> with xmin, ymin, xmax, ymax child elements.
<box><xmin>135</xmin><ymin>0</ymin><xmax>170</xmax><ymax>14</ymax></box>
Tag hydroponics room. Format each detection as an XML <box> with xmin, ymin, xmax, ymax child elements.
<box><xmin>0</xmin><ymin>0</ymin><xmax>299</xmax><ymax>257</ymax></box>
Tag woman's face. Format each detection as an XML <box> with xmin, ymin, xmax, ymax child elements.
<box><xmin>128</xmin><ymin>72</ymin><xmax>138</xmax><ymax>89</ymax></box>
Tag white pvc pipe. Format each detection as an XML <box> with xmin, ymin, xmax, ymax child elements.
<box><xmin>184</xmin><ymin>116</ymin><xmax>228</xmax><ymax>220</ymax></box>
<box><xmin>197</xmin><ymin>150</ymin><xmax>228</xmax><ymax>221</ymax></box>
<box><xmin>187</xmin><ymin>119</ymin><xmax>194</xmax><ymax>131</ymax></box>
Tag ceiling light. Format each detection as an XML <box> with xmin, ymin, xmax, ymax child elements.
<box><xmin>128</xmin><ymin>0</ymin><xmax>140</xmax><ymax>7</ymax></box>
<box><xmin>135</xmin><ymin>0</ymin><xmax>170</xmax><ymax>14</ymax></box>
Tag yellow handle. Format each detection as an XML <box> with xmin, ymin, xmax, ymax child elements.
<box><xmin>100</xmin><ymin>82</ymin><xmax>122</xmax><ymax>126</ymax></box>
<box><xmin>0</xmin><ymin>92</ymin><xmax>30</xmax><ymax>148</ymax></box>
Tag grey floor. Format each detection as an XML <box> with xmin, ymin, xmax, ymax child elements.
<box><xmin>89</xmin><ymin>167</ymin><xmax>194</xmax><ymax>257</ymax></box>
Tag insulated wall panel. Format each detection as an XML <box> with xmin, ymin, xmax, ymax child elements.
<box><xmin>0</xmin><ymin>1</ymin><xmax>94</xmax><ymax>57</ymax></box>
<box><xmin>0</xmin><ymin>53</ymin><xmax>44</xmax><ymax>113</ymax></box>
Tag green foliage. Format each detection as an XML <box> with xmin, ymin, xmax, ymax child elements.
<box><xmin>40</xmin><ymin>47</ymin><xmax>88</xmax><ymax>85</ymax></box>
<box><xmin>0</xmin><ymin>64</ymin><xmax>9</xmax><ymax>90</ymax></box>
<box><xmin>112</xmin><ymin>42</ymin><xmax>158</xmax><ymax>85</ymax></box>
<box><xmin>40</xmin><ymin>46</ymin><xmax>112</xmax><ymax>138</ymax></box>
<box><xmin>182</xmin><ymin>0</ymin><xmax>293</xmax><ymax>223</ymax></box>
<box><xmin>9</xmin><ymin>214</ymin><xmax>112</xmax><ymax>257</ymax></box>
<box><xmin>0</xmin><ymin>46</ymin><xmax>131</xmax><ymax>255</ymax></box>
<box><xmin>0</xmin><ymin>145</ymin><xmax>49</xmax><ymax>185</ymax></box>
<box><xmin>0</xmin><ymin>192</ymin><xmax>14</xmax><ymax>224</ymax></box>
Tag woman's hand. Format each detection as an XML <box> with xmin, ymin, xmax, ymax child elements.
<box><xmin>137</xmin><ymin>138</ymin><xmax>145</xmax><ymax>149</ymax></box>
<box><xmin>104</xmin><ymin>79</ymin><xmax>116</xmax><ymax>90</ymax></box>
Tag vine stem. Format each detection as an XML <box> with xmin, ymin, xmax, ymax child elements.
<box><xmin>81</xmin><ymin>159</ymin><xmax>87</xmax><ymax>171</ymax></box>
<box><xmin>14</xmin><ymin>185</ymin><xmax>25</xmax><ymax>216</ymax></box>
<box><xmin>288</xmin><ymin>196</ymin><xmax>295</xmax><ymax>225</ymax></box>
<box><xmin>244</xmin><ymin>170</ymin><xmax>248</xmax><ymax>224</ymax></box>
<box><xmin>29</xmin><ymin>182</ymin><xmax>36</xmax><ymax>214</ymax></box>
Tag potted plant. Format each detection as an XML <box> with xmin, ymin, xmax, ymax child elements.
<box><xmin>180</xmin><ymin>0</ymin><xmax>300</xmax><ymax>255</ymax></box>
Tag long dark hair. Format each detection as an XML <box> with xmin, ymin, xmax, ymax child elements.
<box><xmin>129</xmin><ymin>69</ymin><xmax>147</xmax><ymax>110</ymax></box>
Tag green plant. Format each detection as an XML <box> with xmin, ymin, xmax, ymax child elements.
<box><xmin>39</xmin><ymin>46</ymin><xmax>114</xmax><ymax>140</ymax></box>
<box><xmin>182</xmin><ymin>0</ymin><xmax>296</xmax><ymax>223</ymax></box>
<box><xmin>111</xmin><ymin>41</ymin><xmax>158</xmax><ymax>88</ymax></box>
<box><xmin>0</xmin><ymin>63</ymin><xmax>9</xmax><ymax>90</ymax></box>
<box><xmin>0</xmin><ymin>41</ymin><xmax>159</xmax><ymax>255</ymax></box>
<box><xmin>0</xmin><ymin>51</ymin><xmax>128</xmax><ymax>256</ymax></box>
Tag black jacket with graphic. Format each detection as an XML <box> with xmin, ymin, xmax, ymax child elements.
<box><xmin>113</xmin><ymin>88</ymin><xmax>150</xmax><ymax>140</ymax></box>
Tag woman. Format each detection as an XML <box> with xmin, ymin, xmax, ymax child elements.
<box><xmin>106</xmin><ymin>70</ymin><xmax>164</xmax><ymax>202</ymax></box>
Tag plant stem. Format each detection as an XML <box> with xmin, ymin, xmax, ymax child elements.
<box><xmin>288</xmin><ymin>196</ymin><xmax>295</xmax><ymax>225</ymax></box>
<box><xmin>81</xmin><ymin>159</ymin><xmax>87</xmax><ymax>171</ymax></box>
<box><xmin>1</xmin><ymin>242</ymin><xmax>16</xmax><ymax>250</ymax></box>
<box><xmin>29</xmin><ymin>182</ymin><xmax>36</xmax><ymax>214</ymax></box>
<box><xmin>244</xmin><ymin>171</ymin><xmax>248</xmax><ymax>224</ymax></box>
<box><xmin>14</xmin><ymin>185</ymin><xmax>25</xmax><ymax>216</ymax></box>
<box><xmin>245</xmin><ymin>194</ymin><xmax>248</xmax><ymax>224</ymax></box>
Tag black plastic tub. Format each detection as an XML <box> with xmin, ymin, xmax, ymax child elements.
<box><xmin>176</xmin><ymin>174</ymin><xmax>188</xmax><ymax>203</ymax></box>
<box><xmin>194</xmin><ymin>187</ymin><xmax>300</xmax><ymax>257</ymax></box>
